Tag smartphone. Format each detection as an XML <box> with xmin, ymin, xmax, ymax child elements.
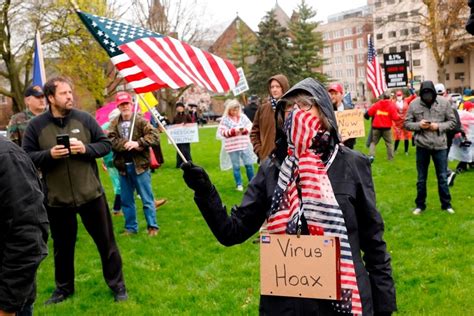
<box><xmin>56</xmin><ymin>134</ymin><xmax>71</xmax><ymax>153</ymax></box>
<box><xmin>425</xmin><ymin>121</ymin><xmax>431</xmax><ymax>124</ymax></box>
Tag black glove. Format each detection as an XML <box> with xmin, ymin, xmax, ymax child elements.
<box><xmin>181</xmin><ymin>162</ymin><xmax>213</xmax><ymax>196</ymax></box>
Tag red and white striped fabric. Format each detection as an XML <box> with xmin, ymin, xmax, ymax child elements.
<box><xmin>267</xmin><ymin>109</ymin><xmax>362</xmax><ymax>315</ymax></box>
<box><xmin>76</xmin><ymin>10</ymin><xmax>239</xmax><ymax>94</ymax></box>
<box><xmin>366</xmin><ymin>35</ymin><xmax>387</xmax><ymax>98</ymax></box>
<box><xmin>218</xmin><ymin>115</ymin><xmax>252</xmax><ymax>153</ymax></box>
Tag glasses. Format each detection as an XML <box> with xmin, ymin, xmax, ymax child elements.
<box><xmin>284</xmin><ymin>102</ymin><xmax>313</xmax><ymax>112</ymax></box>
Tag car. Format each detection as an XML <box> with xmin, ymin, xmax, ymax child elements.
<box><xmin>202</xmin><ymin>111</ymin><xmax>221</xmax><ymax>122</ymax></box>
<box><xmin>447</xmin><ymin>93</ymin><xmax>462</xmax><ymax>107</ymax></box>
<box><xmin>0</xmin><ymin>130</ymin><xmax>6</xmax><ymax>138</ymax></box>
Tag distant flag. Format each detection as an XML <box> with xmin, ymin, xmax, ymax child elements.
<box><xmin>366</xmin><ymin>35</ymin><xmax>386</xmax><ymax>98</ymax></box>
<box><xmin>138</xmin><ymin>92</ymin><xmax>158</xmax><ymax>113</ymax></box>
<box><xmin>74</xmin><ymin>9</ymin><xmax>240</xmax><ymax>94</ymax></box>
<box><xmin>32</xmin><ymin>31</ymin><xmax>46</xmax><ymax>87</ymax></box>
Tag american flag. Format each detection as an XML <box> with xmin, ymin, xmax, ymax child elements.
<box><xmin>366</xmin><ymin>35</ymin><xmax>386</xmax><ymax>98</ymax></box>
<box><xmin>76</xmin><ymin>10</ymin><xmax>239</xmax><ymax>94</ymax></box>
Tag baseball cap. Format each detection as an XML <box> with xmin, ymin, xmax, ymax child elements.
<box><xmin>327</xmin><ymin>83</ymin><xmax>343</xmax><ymax>94</ymax></box>
<box><xmin>396</xmin><ymin>90</ymin><xmax>403</xmax><ymax>96</ymax></box>
<box><xmin>24</xmin><ymin>85</ymin><xmax>44</xmax><ymax>97</ymax></box>
<box><xmin>115</xmin><ymin>91</ymin><xmax>133</xmax><ymax>105</ymax></box>
<box><xmin>434</xmin><ymin>83</ymin><xmax>446</xmax><ymax>95</ymax></box>
<box><xmin>464</xmin><ymin>101</ymin><xmax>474</xmax><ymax>111</ymax></box>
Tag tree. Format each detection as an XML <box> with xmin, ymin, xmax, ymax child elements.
<box><xmin>0</xmin><ymin>0</ymin><xmax>121</xmax><ymax>113</ymax></box>
<box><xmin>249</xmin><ymin>9</ymin><xmax>293</xmax><ymax>96</ymax></box>
<box><xmin>288</xmin><ymin>0</ymin><xmax>327</xmax><ymax>84</ymax></box>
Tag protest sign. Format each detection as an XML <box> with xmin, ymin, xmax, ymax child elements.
<box><xmin>335</xmin><ymin>109</ymin><xmax>365</xmax><ymax>139</ymax></box>
<box><xmin>260</xmin><ymin>234</ymin><xmax>340</xmax><ymax>300</ymax></box>
<box><xmin>232</xmin><ymin>67</ymin><xmax>249</xmax><ymax>96</ymax></box>
<box><xmin>166</xmin><ymin>123</ymin><xmax>199</xmax><ymax>144</ymax></box>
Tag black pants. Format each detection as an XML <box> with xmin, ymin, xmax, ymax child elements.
<box><xmin>47</xmin><ymin>194</ymin><xmax>125</xmax><ymax>295</ymax></box>
<box><xmin>176</xmin><ymin>143</ymin><xmax>192</xmax><ymax>168</ymax></box>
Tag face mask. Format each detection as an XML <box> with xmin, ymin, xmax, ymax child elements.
<box><xmin>396</xmin><ymin>96</ymin><xmax>403</xmax><ymax>101</ymax></box>
<box><xmin>421</xmin><ymin>91</ymin><xmax>435</xmax><ymax>105</ymax></box>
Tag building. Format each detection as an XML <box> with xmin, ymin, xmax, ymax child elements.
<box><xmin>371</xmin><ymin>0</ymin><xmax>473</xmax><ymax>93</ymax></box>
<box><xmin>318</xmin><ymin>5</ymin><xmax>374</xmax><ymax>100</ymax></box>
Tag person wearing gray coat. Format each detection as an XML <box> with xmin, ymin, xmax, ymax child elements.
<box><xmin>404</xmin><ymin>80</ymin><xmax>456</xmax><ymax>215</ymax></box>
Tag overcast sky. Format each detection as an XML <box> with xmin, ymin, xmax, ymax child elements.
<box><xmin>202</xmin><ymin>0</ymin><xmax>368</xmax><ymax>30</ymax></box>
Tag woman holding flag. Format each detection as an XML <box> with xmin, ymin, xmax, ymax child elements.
<box><xmin>181</xmin><ymin>78</ymin><xmax>396</xmax><ymax>315</ymax></box>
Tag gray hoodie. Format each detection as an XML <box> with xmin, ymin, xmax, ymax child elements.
<box><xmin>404</xmin><ymin>81</ymin><xmax>456</xmax><ymax>150</ymax></box>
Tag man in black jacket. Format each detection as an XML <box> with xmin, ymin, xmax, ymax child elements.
<box><xmin>22</xmin><ymin>76</ymin><xmax>127</xmax><ymax>304</ymax></box>
<box><xmin>0</xmin><ymin>136</ymin><xmax>48</xmax><ymax>315</ymax></box>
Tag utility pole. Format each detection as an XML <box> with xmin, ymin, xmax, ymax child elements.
<box><xmin>409</xmin><ymin>43</ymin><xmax>414</xmax><ymax>94</ymax></box>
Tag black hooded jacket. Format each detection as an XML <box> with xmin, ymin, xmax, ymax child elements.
<box><xmin>192</xmin><ymin>78</ymin><xmax>397</xmax><ymax>315</ymax></box>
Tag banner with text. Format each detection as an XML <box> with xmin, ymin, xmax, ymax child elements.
<box><xmin>166</xmin><ymin>123</ymin><xmax>199</xmax><ymax>144</ymax></box>
<box><xmin>335</xmin><ymin>109</ymin><xmax>365</xmax><ymax>139</ymax></box>
<box><xmin>383</xmin><ymin>52</ymin><xmax>408</xmax><ymax>88</ymax></box>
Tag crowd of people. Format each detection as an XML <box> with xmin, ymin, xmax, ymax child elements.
<box><xmin>2</xmin><ymin>71</ymin><xmax>473</xmax><ymax>315</ymax></box>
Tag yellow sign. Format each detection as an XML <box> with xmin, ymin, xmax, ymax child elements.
<box><xmin>138</xmin><ymin>92</ymin><xmax>158</xmax><ymax>113</ymax></box>
<box><xmin>335</xmin><ymin>109</ymin><xmax>365</xmax><ymax>139</ymax></box>
<box><xmin>260</xmin><ymin>234</ymin><xmax>340</xmax><ymax>300</ymax></box>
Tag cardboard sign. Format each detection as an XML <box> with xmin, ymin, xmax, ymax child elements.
<box><xmin>335</xmin><ymin>109</ymin><xmax>365</xmax><ymax>139</ymax></box>
<box><xmin>260</xmin><ymin>234</ymin><xmax>340</xmax><ymax>300</ymax></box>
<box><xmin>166</xmin><ymin>123</ymin><xmax>199</xmax><ymax>144</ymax></box>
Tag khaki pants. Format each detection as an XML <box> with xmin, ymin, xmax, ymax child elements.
<box><xmin>369</xmin><ymin>128</ymin><xmax>394</xmax><ymax>160</ymax></box>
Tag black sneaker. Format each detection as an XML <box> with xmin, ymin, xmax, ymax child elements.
<box><xmin>114</xmin><ymin>288</ymin><xmax>128</xmax><ymax>302</ymax></box>
<box><xmin>45</xmin><ymin>289</ymin><xmax>72</xmax><ymax>305</ymax></box>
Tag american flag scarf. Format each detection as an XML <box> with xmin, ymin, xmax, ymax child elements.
<box><xmin>267</xmin><ymin>109</ymin><xmax>362</xmax><ymax>315</ymax></box>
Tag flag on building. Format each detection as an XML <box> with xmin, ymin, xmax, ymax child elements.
<box><xmin>366</xmin><ymin>35</ymin><xmax>386</xmax><ymax>98</ymax></box>
<box><xmin>75</xmin><ymin>9</ymin><xmax>240</xmax><ymax>94</ymax></box>
<box><xmin>32</xmin><ymin>31</ymin><xmax>46</xmax><ymax>87</ymax></box>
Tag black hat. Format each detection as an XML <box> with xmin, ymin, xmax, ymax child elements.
<box><xmin>188</xmin><ymin>103</ymin><xmax>198</xmax><ymax>108</ymax></box>
<box><xmin>249</xmin><ymin>95</ymin><xmax>258</xmax><ymax>102</ymax></box>
<box><xmin>176</xmin><ymin>101</ymin><xmax>185</xmax><ymax>108</ymax></box>
<box><xmin>24</xmin><ymin>85</ymin><xmax>44</xmax><ymax>97</ymax></box>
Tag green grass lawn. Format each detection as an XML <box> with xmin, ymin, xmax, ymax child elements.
<box><xmin>34</xmin><ymin>125</ymin><xmax>473</xmax><ymax>315</ymax></box>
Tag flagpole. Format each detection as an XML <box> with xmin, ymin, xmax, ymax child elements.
<box><xmin>137</xmin><ymin>94</ymin><xmax>188</xmax><ymax>163</ymax></box>
<box><xmin>129</xmin><ymin>100</ymin><xmax>138</xmax><ymax>142</ymax></box>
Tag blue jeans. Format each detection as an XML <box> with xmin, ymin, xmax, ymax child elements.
<box><xmin>228</xmin><ymin>150</ymin><xmax>254</xmax><ymax>186</ymax></box>
<box><xmin>415</xmin><ymin>147</ymin><xmax>451</xmax><ymax>210</ymax></box>
<box><xmin>120</xmin><ymin>163</ymin><xmax>158</xmax><ymax>232</ymax></box>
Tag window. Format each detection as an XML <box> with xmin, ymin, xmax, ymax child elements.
<box><xmin>357</xmin><ymin>54</ymin><xmax>365</xmax><ymax>63</ymax></box>
<box><xmin>388</xmin><ymin>0</ymin><xmax>396</xmax><ymax>4</ymax></box>
<box><xmin>410</xmin><ymin>9</ymin><xmax>419</xmax><ymax>16</ymax></box>
<box><xmin>323</xmin><ymin>32</ymin><xmax>330</xmax><ymax>40</ymax></box>
<box><xmin>400</xmin><ymin>45</ymin><xmax>409</xmax><ymax>52</ymax></box>
<box><xmin>335</xmin><ymin>56</ymin><xmax>343</xmax><ymax>64</ymax></box>
<box><xmin>411</xmin><ymin>27</ymin><xmax>420</xmax><ymax>34</ymax></box>
<box><xmin>413</xmin><ymin>59</ymin><xmax>421</xmax><ymax>66</ymax></box>
<box><xmin>333</xmin><ymin>43</ymin><xmax>342</xmax><ymax>52</ymax></box>
<box><xmin>455</xmin><ymin>72</ymin><xmax>465</xmax><ymax>80</ymax></box>
<box><xmin>399</xmin><ymin>12</ymin><xmax>408</xmax><ymax>19</ymax></box>
<box><xmin>454</xmin><ymin>56</ymin><xmax>465</xmax><ymax>64</ymax></box>
<box><xmin>346</xmin><ymin>55</ymin><xmax>354</xmax><ymax>63</ymax></box>
<box><xmin>400</xmin><ymin>29</ymin><xmax>409</xmax><ymax>36</ymax></box>
<box><xmin>344</xmin><ymin>28</ymin><xmax>352</xmax><ymax>36</ymax></box>
<box><xmin>375</xmin><ymin>17</ymin><xmax>383</xmax><ymax>25</ymax></box>
<box><xmin>336</xmin><ymin>70</ymin><xmax>343</xmax><ymax>78</ymax></box>
<box><xmin>356</xmin><ymin>26</ymin><xmax>363</xmax><ymax>34</ymax></box>
<box><xmin>358</xmin><ymin>67</ymin><xmax>365</xmax><ymax>78</ymax></box>
<box><xmin>357</xmin><ymin>38</ymin><xmax>364</xmax><ymax>48</ymax></box>
<box><xmin>446</xmin><ymin>73</ymin><xmax>450</xmax><ymax>81</ymax></box>
<box><xmin>388</xmin><ymin>14</ymin><xmax>396</xmax><ymax>22</ymax></box>
<box><xmin>414</xmin><ymin>75</ymin><xmax>422</xmax><ymax>81</ymax></box>
<box><xmin>344</xmin><ymin>40</ymin><xmax>353</xmax><ymax>50</ymax></box>
<box><xmin>326</xmin><ymin>71</ymin><xmax>333</xmax><ymax>77</ymax></box>
<box><xmin>323</xmin><ymin>47</ymin><xmax>331</xmax><ymax>55</ymax></box>
<box><xmin>377</xmin><ymin>48</ymin><xmax>384</xmax><ymax>55</ymax></box>
<box><xmin>388</xmin><ymin>31</ymin><xmax>396</xmax><ymax>38</ymax></box>
<box><xmin>347</xmin><ymin>68</ymin><xmax>355</xmax><ymax>77</ymax></box>
<box><xmin>324</xmin><ymin>59</ymin><xmax>331</xmax><ymax>66</ymax></box>
<box><xmin>389</xmin><ymin>46</ymin><xmax>397</xmax><ymax>53</ymax></box>
<box><xmin>376</xmin><ymin>33</ymin><xmax>383</xmax><ymax>40</ymax></box>
<box><xmin>411</xmin><ymin>42</ymin><xmax>420</xmax><ymax>50</ymax></box>
<box><xmin>333</xmin><ymin>30</ymin><xmax>342</xmax><ymax>39</ymax></box>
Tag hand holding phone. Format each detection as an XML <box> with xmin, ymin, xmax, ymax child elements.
<box><xmin>53</xmin><ymin>134</ymin><xmax>71</xmax><ymax>158</ymax></box>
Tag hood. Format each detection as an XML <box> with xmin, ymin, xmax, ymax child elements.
<box><xmin>420</xmin><ymin>80</ymin><xmax>436</xmax><ymax>95</ymax></box>
<box><xmin>271</xmin><ymin>78</ymin><xmax>341</xmax><ymax>164</ymax></box>
<box><xmin>419</xmin><ymin>80</ymin><xmax>437</xmax><ymax>106</ymax></box>
<box><xmin>276</xmin><ymin>78</ymin><xmax>340</xmax><ymax>138</ymax></box>
<box><xmin>267</xmin><ymin>74</ymin><xmax>290</xmax><ymax>95</ymax></box>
